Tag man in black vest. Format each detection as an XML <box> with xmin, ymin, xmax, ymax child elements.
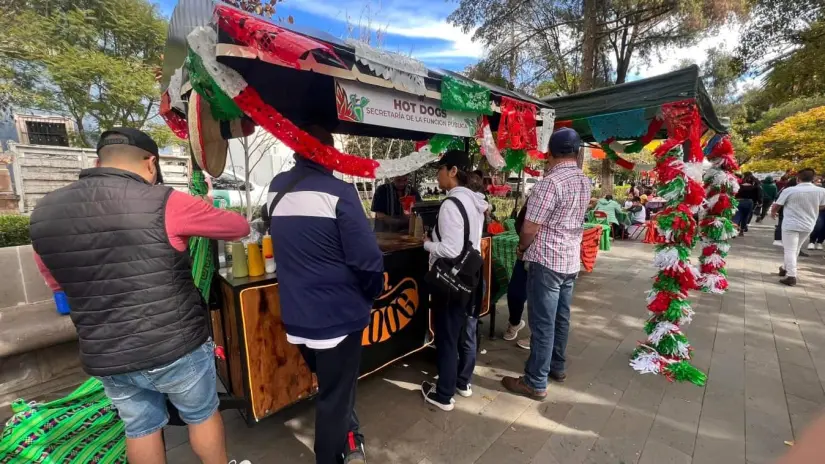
<box><xmin>30</xmin><ymin>128</ymin><xmax>251</xmax><ymax>464</ymax></box>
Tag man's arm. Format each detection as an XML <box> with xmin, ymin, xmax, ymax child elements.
<box><xmin>165</xmin><ymin>190</ymin><xmax>250</xmax><ymax>252</ymax></box>
<box><xmin>338</xmin><ymin>185</ymin><xmax>385</xmax><ymax>299</ymax></box>
<box><xmin>518</xmin><ymin>181</ymin><xmax>553</xmax><ymax>255</ymax></box>
<box><xmin>771</xmin><ymin>203</ymin><xmax>782</xmax><ymax>218</ymax></box>
<box><xmin>772</xmin><ymin>189</ymin><xmax>790</xmax><ymax>219</ymax></box>
<box><xmin>33</xmin><ymin>252</ymin><xmax>61</xmax><ymax>292</ymax></box>
<box><xmin>518</xmin><ymin>220</ymin><xmax>540</xmax><ymax>256</ymax></box>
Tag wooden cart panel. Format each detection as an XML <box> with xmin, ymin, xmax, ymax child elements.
<box><xmin>238</xmin><ymin>283</ymin><xmax>316</xmax><ymax>421</ymax></box>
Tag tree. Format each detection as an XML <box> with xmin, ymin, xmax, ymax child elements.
<box><xmin>744</xmin><ymin>106</ymin><xmax>825</xmax><ymax>172</ymax></box>
<box><xmin>737</xmin><ymin>0</ymin><xmax>825</xmax><ymax>103</ymax></box>
<box><xmin>450</xmin><ymin>0</ymin><xmax>743</xmax><ymax>194</ymax></box>
<box><xmin>0</xmin><ymin>0</ymin><xmax>166</xmax><ymax>145</ymax></box>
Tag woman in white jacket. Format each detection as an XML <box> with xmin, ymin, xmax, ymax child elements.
<box><xmin>421</xmin><ymin>150</ymin><xmax>489</xmax><ymax>411</ymax></box>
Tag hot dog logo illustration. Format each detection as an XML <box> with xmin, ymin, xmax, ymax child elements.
<box><xmin>362</xmin><ymin>273</ymin><xmax>419</xmax><ymax>346</ymax></box>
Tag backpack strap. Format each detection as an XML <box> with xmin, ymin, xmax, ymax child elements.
<box><xmin>434</xmin><ymin>196</ymin><xmax>471</xmax><ymax>252</ymax></box>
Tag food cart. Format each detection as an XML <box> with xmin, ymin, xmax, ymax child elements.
<box><xmin>159</xmin><ymin>0</ymin><xmax>554</xmax><ymax>425</ymax></box>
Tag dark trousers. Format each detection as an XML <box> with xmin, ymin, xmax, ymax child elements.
<box><xmin>757</xmin><ymin>201</ymin><xmax>772</xmax><ymax>220</ymax></box>
<box><xmin>298</xmin><ymin>332</ymin><xmax>363</xmax><ymax>464</ymax></box>
<box><xmin>507</xmin><ymin>259</ymin><xmax>528</xmax><ymax>326</ymax></box>
<box><xmin>733</xmin><ymin>199</ymin><xmax>754</xmax><ymax>232</ymax></box>
<box><xmin>458</xmin><ymin>317</ymin><xmax>478</xmax><ymax>390</ymax></box>
<box><xmin>433</xmin><ymin>291</ymin><xmax>476</xmax><ymax>404</ymax></box>
<box><xmin>810</xmin><ymin>211</ymin><xmax>825</xmax><ymax>244</ymax></box>
<box><xmin>775</xmin><ymin>210</ymin><xmax>784</xmax><ymax>241</ymax></box>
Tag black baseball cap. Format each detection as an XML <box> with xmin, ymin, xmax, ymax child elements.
<box><xmin>550</xmin><ymin>127</ymin><xmax>582</xmax><ymax>155</ymax></box>
<box><xmin>97</xmin><ymin>127</ymin><xmax>159</xmax><ymax>157</ymax></box>
<box><xmin>97</xmin><ymin>127</ymin><xmax>163</xmax><ymax>184</ymax></box>
<box><xmin>437</xmin><ymin>149</ymin><xmax>470</xmax><ymax>170</ymax></box>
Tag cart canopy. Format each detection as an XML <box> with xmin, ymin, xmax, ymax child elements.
<box><xmin>542</xmin><ymin>66</ymin><xmax>728</xmax><ymax>141</ymax></box>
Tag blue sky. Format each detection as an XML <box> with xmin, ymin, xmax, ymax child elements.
<box><xmin>154</xmin><ymin>0</ymin><xmax>745</xmax><ymax>82</ymax></box>
<box><xmin>156</xmin><ymin>0</ymin><xmax>482</xmax><ymax>71</ymax></box>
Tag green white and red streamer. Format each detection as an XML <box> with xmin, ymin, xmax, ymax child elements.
<box><xmin>630</xmin><ymin>100</ymin><xmax>707</xmax><ymax>386</ymax></box>
<box><xmin>698</xmin><ymin>135</ymin><xmax>739</xmax><ymax>294</ymax></box>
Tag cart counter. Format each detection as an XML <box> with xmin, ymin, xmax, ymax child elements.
<box><xmin>211</xmin><ymin>233</ymin><xmax>433</xmax><ymax>424</ymax></box>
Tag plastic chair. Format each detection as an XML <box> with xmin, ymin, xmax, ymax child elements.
<box><xmin>628</xmin><ymin>222</ymin><xmax>648</xmax><ymax>241</ymax></box>
<box><xmin>593</xmin><ymin>210</ymin><xmax>609</xmax><ymax>225</ymax></box>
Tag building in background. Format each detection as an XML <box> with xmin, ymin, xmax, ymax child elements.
<box><xmin>13</xmin><ymin>115</ymin><xmax>77</xmax><ymax>147</ymax></box>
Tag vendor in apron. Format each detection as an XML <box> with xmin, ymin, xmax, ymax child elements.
<box><xmin>371</xmin><ymin>175</ymin><xmax>421</xmax><ymax>233</ymax></box>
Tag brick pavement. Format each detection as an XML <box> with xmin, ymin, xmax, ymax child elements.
<box><xmin>166</xmin><ymin>221</ymin><xmax>825</xmax><ymax>463</ymax></box>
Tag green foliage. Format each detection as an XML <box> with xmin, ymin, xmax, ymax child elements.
<box><xmin>143</xmin><ymin>124</ymin><xmax>188</xmax><ymax>150</ymax></box>
<box><xmin>0</xmin><ymin>215</ymin><xmax>31</xmax><ymax>248</ymax></box>
<box><xmin>449</xmin><ymin>0</ymin><xmax>744</xmax><ymax>91</ymax></box>
<box><xmin>591</xmin><ymin>185</ymin><xmax>630</xmax><ymax>200</ymax></box>
<box><xmin>744</xmin><ymin>106</ymin><xmax>825</xmax><ymax>173</ymax></box>
<box><xmin>0</xmin><ymin>0</ymin><xmax>167</xmax><ymax>145</ymax></box>
<box><xmin>737</xmin><ymin>0</ymin><xmax>825</xmax><ymax>103</ymax></box>
<box><xmin>739</xmin><ymin>95</ymin><xmax>825</xmax><ymax>141</ymax></box>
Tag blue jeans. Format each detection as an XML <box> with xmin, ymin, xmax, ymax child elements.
<box><xmin>507</xmin><ymin>259</ymin><xmax>528</xmax><ymax>326</ymax></box>
<box><xmin>524</xmin><ymin>263</ymin><xmax>576</xmax><ymax>392</ymax></box>
<box><xmin>98</xmin><ymin>339</ymin><xmax>218</xmax><ymax>438</ymax></box>
<box><xmin>732</xmin><ymin>199</ymin><xmax>754</xmax><ymax>232</ymax></box>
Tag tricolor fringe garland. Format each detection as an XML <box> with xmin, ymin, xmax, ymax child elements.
<box><xmin>629</xmin><ymin>100</ymin><xmax>707</xmax><ymax>386</ymax></box>
<box><xmin>698</xmin><ymin>135</ymin><xmax>739</xmax><ymax>294</ymax></box>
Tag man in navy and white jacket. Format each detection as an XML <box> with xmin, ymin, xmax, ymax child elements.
<box><xmin>267</xmin><ymin>126</ymin><xmax>383</xmax><ymax>464</ymax></box>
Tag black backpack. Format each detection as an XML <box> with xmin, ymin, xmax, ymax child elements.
<box><xmin>425</xmin><ymin>197</ymin><xmax>483</xmax><ymax>308</ymax></box>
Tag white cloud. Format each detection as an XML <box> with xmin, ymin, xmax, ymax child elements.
<box><xmin>630</xmin><ymin>26</ymin><xmax>743</xmax><ymax>79</ymax></box>
<box><xmin>288</xmin><ymin>0</ymin><xmax>484</xmax><ymax>61</ymax></box>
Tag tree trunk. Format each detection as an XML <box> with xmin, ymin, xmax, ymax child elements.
<box><xmin>580</xmin><ymin>0</ymin><xmax>598</xmax><ymax>92</ymax></box>
<box><xmin>577</xmin><ymin>0</ymin><xmax>599</xmax><ymax>170</ymax></box>
<box><xmin>598</xmin><ymin>61</ymin><xmax>629</xmax><ymax>195</ymax></box>
<box><xmin>600</xmin><ymin>159</ymin><xmax>614</xmax><ymax>195</ymax></box>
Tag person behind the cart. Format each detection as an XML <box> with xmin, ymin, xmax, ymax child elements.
<box><xmin>371</xmin><ymin>174</ymin><xmax>421</xmax><ymax>233</ymax></box>
<box><xmin>28</xmin><ymin>128</ymin><xmax>252</xmax><ymax>464</ymax></box>
<box><xmin>267</xmin><ymin>125</ymin><xmax>384</xmax><ymax>464</ymax></box>
<box><xmin>421</xmin><ymin>150</ymin><xmax>488</xmax><ymax>411</ymax></box>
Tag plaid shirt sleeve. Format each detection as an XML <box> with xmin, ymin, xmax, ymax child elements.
<box><xmin>525</xmin><ymin>178</ymin><xmax>555</xmax><ymax>226</ymax></box>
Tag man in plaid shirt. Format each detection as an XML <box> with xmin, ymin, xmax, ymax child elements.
<box><xmin>502</xmin><ymin>128</ymin><xmax>592</xmax><ymax>400</ymax></box>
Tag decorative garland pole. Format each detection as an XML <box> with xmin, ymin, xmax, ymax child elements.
<box><xmin>630</xmin><ymin>101</ymin><xmax>707</xmax><ymax>386</ymax></box>
<box><xmin>699</xmin><ymin>136</ymin><xmax>739</xmax><ymax>293</ymax></box>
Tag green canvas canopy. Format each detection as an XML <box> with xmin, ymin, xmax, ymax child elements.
<box><xmin>542</xmin><ymin>65</ymin><xmax>729</xmax><ymax>141</ymax></box>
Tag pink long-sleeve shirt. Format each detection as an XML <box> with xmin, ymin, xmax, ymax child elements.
<box><xmin>34</xmin><ymin>190</ymin><xmax>250</xmax><ymax>291</ymax></box>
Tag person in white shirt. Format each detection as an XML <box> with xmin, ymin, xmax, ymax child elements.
<box><xmin>771</xmin><ymin>168</ymin><xmax>825</xmax><ymax>286</ymax></box>
<box><xmin>421</xmin><ymin>150</ymin><xmax>488</xmax><ymax>411</ymax></box>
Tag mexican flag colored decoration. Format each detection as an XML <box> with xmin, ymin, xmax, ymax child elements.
<box><xmin>629</xmin><ymin>99</ymin><xmax>707</xmax><ymax>386</ymax></box>
<box><xmin>698</xmin><ymin>135</ymin><xmax>739</xmax><ymax>294</ymax></box>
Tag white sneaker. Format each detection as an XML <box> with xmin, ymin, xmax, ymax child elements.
<box><xmin>517</xmin><ymin>337</ymin><xmax>531</xmax><ymax>350</ymax></box>
<box><xmin>773</xmin><ymin>240</ymin><xmax>782</xmax><ymax>247</ymax></box>
<box><xmin>456</xmin><ymin>384</ymin><xmax>473</xmax><ymax>397</ymax></box>
<box><xmin>421</xmin><ymin>381</ymin><xmax>454</xmax><ymax>411</ymax></box>
<box><xmin>503</xmin><ymin>320</ymin><xmax>526</xmax><ymax>341</ymax></box>
<box><xmin>229</xmin><ymin>461</ymin><xmax>251</xmax><ymax>464</ymax></box>
<box><xmin>808</xmin><ymin>243</ymin><xmax>815</xmax><ymax>250</ymax></box>
<box><xmin>817</xmin><ymin>243</ymin><xmax>823</xmax><ymax>250</ymax></box>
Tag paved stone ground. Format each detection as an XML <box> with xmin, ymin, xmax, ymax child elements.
<box><xmin>166</xmin><ymin>221</ymin><xmax>825</xmax><ymax>464</ymax></box>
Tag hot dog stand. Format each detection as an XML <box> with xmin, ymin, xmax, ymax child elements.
<box><xmin>159</xmin><ymin>0</ymin><xmax>553</xmax><ymax>425</ymax></box>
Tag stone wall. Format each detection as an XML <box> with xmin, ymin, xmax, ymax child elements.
<box><xmin>0</xmin><ymin>245</ymin><xmax>84</xmax><ymax>421</ymax></box>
